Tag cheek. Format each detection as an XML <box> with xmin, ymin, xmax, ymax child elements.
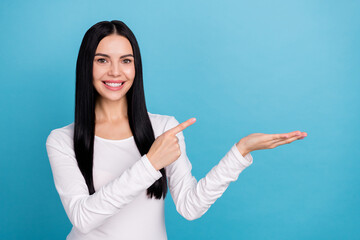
<box><xmin>124</xmin><ymin>65</ymin><xmax>136</xmax><ymax>80</ymax></box>
<box><xmin>93</xmin><ymin>66</ymin><xmax>103</xmax><ymax>79</ymax></box>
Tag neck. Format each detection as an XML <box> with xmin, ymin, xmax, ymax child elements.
<box><xmin>95</xmin><ymin>96</ymin><xmax>128</xmax><ymax>123</ymax></box>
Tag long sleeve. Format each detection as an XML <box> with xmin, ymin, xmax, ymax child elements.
<box><xmin>164</xmin><ymin>116</ymin><xmax>253</xmax><ymax>220</ymax></box>
<box><xmin>45</xmin><ymin>130</ymin><xmax>162</xmax><ymax>234</ymax></box>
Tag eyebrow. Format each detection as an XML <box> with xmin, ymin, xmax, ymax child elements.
<box><xmin>94</xmin><ymin>53</ymin><xmax>134</xmax><ymax>58</ymax></box>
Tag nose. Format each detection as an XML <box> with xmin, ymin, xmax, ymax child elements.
<box><xmin>108</xmin><ymin>62</ymin><xmax>122</xmax><ymax>77</ymax></box>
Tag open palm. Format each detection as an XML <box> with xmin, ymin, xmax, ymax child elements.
<box><xmin>237</xmin><ymin>131</ymin><xmax>307</xmax><ymax>155</ymax></box>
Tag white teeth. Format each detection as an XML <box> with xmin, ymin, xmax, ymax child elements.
<box><xmin>105</xmin><ymin>82</ymin><xmax>123</xmax><ymax>87</ymax></box>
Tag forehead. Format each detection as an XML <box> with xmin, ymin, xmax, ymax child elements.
<box><xmin>95</xmin><ymin>35</ymin><xmax>133</xmax><ymax>55</ymax></box>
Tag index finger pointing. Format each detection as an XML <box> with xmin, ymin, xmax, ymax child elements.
<box><xmin>166</xmin><ymin>118</ymin><xmax>197</xmax><ymax>135</ymax></box>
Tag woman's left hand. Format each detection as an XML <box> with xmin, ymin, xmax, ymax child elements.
<box><xmin>236</xmin><ymin>131</ymin><xmax>307</xmax><ymax>156</ymax></box>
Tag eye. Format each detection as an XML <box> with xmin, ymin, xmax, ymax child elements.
<box><xmin>122</xmin><ymin>58</ymin><xmax>132</xmax><ymax>64</ymax></box>
<box><xmin>96</xmin><ymin>58</ymin><xmax>108</xmax><ymax>64</ymax></box>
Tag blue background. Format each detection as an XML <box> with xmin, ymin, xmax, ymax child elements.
<box><xmin>1</xmin><ymin>0</ymin><xmax>359</xmax><ymax>239</ymax></box>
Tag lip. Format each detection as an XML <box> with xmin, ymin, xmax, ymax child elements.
<box><xmin>102</xmin><ymin>80</ymin><xmax>125</xmax><ymax>83</ymax></box>
<box><xmin>102</xmin><ymin>81</ymin><xmax>125</xmax><ymax>91</ymax></box>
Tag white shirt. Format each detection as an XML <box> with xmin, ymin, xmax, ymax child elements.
<box><xmin>46</xmin><ymin>112</ymin><xmax>253</xmax><ymax>240</ymax></box>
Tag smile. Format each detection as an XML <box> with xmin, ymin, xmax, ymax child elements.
<box><xmin>102</xmin><ymin>81</ymin><xmax>125</xmax><ymax>90</ymax></box>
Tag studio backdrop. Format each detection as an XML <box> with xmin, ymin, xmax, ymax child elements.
<box><xmin>0</xmin><ymin>0</ymin><xmax>359</xmax><ymax>239</ymax></box>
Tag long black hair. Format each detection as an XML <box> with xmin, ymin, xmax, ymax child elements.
<box><xmin>74</xmin><ymin>20</ymin><xmax>167</xmax><ymax>199</ymax></box>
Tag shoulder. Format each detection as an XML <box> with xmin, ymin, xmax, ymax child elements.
<box><xmin>148</xmin><ymin>111</ymin><xmax>175</xmax><ymax>126</ymax></box>
<box><xmin>147</xmin><ymin>112</ymin><xmax>180</xmax><ymax>136</ymax></box>
<box><xmin>46</xmin><ymin>122</ymin><xmax>74</xmax><ymax>148</ymax></box>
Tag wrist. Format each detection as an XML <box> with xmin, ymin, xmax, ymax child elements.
<box><xmin>236</xmin><ymin>142</ymin><xmax>250</xmax><ymax>157</ymax></box>
<box><xmin>146</xmin><ymin>154</ymin><xmax>161</xmax><ymax>171</ymax></box>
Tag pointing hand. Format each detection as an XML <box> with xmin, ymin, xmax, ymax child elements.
<box><xmin>147</xmin><ymin>118</ymin><xmax>196</xmax><ymax>170</ymax></box>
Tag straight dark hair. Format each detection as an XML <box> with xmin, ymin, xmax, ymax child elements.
<box><xmin>74</xmin><ymin>20</ymin><xmax>167</xmax><ymax>199</ymax></box>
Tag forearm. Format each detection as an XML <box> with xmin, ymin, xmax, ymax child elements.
<box><xmin>47</xmin><ymin>137</ymin><xmax>162</xmax><ymax>234</ymax></box>
<box><xmin>172</xmin><ymin>144</ymin><xmax>253</xmax><ymax>220</ymax></box>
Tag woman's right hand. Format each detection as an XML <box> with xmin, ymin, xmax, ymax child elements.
<box><xmin>146</xmin><ymin>118</ymin><xmax>197</xmax><ymax>171</ymax></box>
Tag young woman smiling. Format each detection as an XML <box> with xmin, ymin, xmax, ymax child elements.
<box><xmin>46</xmin><ymin>20</ymin><xmax>307</xmax><ymax>240</ymax></box>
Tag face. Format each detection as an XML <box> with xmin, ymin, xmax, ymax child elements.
<box><xmin>93</xmin><ymin>34</ymin><xmax>135</xmax><ymax>102</ymax></box>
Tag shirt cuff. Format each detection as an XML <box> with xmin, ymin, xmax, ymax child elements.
<box><xmin>140</xmin><ymin>154</ymin><xmax>163</xmax><ymax>180</ymax></box>
<box><xmin>231</xmin><ymin>143</ymin><xmax>253</xmax><ymax>167</ymax></box>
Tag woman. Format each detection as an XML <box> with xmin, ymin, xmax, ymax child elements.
<box><xmin>46</xmin><ymin>20</ymin><xmax>307</xmax><ymax>240</ymax></box>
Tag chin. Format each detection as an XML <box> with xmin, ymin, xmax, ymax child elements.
<box><xmin>108</xmin><ymin>94</ymin><xmax>127</xmax><ymax>101</ymax></box>
<box><xmin>96</xmin><ymin>91</ymin><xmax>126</xmax><ymax>101</ymax></box>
